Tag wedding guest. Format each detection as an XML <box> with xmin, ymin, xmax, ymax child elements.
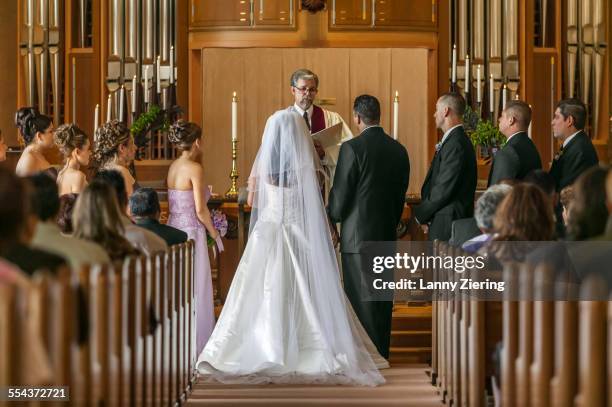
<box><xmin>129</xmin><ymin>187</ymin><xmax>188</xmax><ymax>246</ymax></box>
<box><xmin>0</xmin><ymin>130</ymin><xmax>8</xmax><ymax>162</ymax></box>
<box><xmin>566</xmin><ymin>166</ymin><xmax>609</xmax><ymax>240</ymax></box>
<box><xmin>57</xmin><ymin>193</ymin><xmax>78</xmax><ymax>234</ymax></box>
<box><xmin>92</xmin><ymin>120</ymin><xmax>137</xmax><ymax>198</ymax></box>
<box><xmin>559</xmin><ymin>186</ymin><xmax>575</xmax><ymax>227</ymax></box>
<box><xmin>94</xmin><ymin>169</ymin><xmax>167</xmax><ymax>255</ymax></box>
<box><xmin>167</xmin><ymin>120</ymin><xmax>222</xmax><ymax>353</ymax></box>
<box><xmin>28</xmin><ymin>173</ymin><xmax>110</xmax><ymax>270</ymax></box>
<box><xmin>14</xmin><ymin>107</ymin><xmax>56</xmax><ymax>177</ymax></box>
<box><xmin>73</xmin><ymin>181</ymin><xmax>140</xmax><ymax>262</ymax></box>
<box><xmin>54</xmin><ymin>124</ymin><xmax>91</xmax><ymax>195</ymax></box>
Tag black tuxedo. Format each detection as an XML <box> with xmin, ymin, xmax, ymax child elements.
<box><xmin>549</xmin><ymin>131</ymin><xmax>599</xmax><ymax>191</ymax></box>
<box><xmin>488</xmin><ymin>132</ymin><xmax>542</xmax><ymax>186</ymax></box>
<box><xmin>414</xmin><ymin>125</ymin><xmax>477</xmax><ymax>241</ymax></box>
<box><xmin>449</xmin><ymin>217</ymin><xmax>481</xmax><ymax>247</ymax></box>
<box><xmin>328</xmin><ymin>126</ymin><xmax>409</xmax><ymax>358</ymax></box>
<box><xmin>135</xmin><ymin>218</ymin><xmax>188</xmax><ymax>246</ymax></box>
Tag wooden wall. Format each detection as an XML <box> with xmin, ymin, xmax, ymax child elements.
<box><xmin>0</xmin><ymin>1</ymin><xmax>18</xmax><ymax>146</ymax></box>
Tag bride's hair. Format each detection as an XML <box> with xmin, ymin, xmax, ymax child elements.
<box><xmin>92</xmin><ymin>120</ymin><xmax>130</xmax><ymax>167</ymax></box>
<box><xmin>54</xmin><ymin>124</ymin><xmax>89</xmax><ymax>158</ymax></box>
<box><xmin>168</xmin><ymin>120</ymin><xmax>202</xmax><ymax>151</ymax></box>
<box><xmin>15</xmin><ymin>107</ymin><xmax>53</xmax><ymax>145</ymax></box>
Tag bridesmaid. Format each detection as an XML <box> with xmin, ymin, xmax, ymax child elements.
<box><xmin>166</xmin><ymin>120</ymin><xmax>222</xmax><ymax>353</ymax></box>
<box><xmin>92</xmin><ymin>120</ymin><xmax>137</xmax><ymax>198</ymax></box>
<box><xmin>54</xmin><ymin>124</ymin><xmax>91</xmax><ymax>195</ymax></box>
<box><xmin>14</xmin><ymin>107</ymin><xmax>55</xmax><ymax>177</ymax></box>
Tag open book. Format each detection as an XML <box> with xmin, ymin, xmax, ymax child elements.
<box><xmin>312</xmin><ymin>122</ymin><xmax>343</xmax><ymax>149</ymax></box>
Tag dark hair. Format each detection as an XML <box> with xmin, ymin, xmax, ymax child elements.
<box><xmin>93</xmin><ymin>169</ymin><xmax>128</xmax><ymax>209</ymax></box>
<box><xmin>54</xmin><ymin>124</ymin><xmax>89</xmax><ymax>157</ymax></box>
<box><xmin>504</xmin><ymin>100</ymin><xmax>532</xmax><ymax>129</ymax></box>
<box><xmin>27</xmin><ymin>172</ymin><xmax>60</xmax><ymax>221</ymax></box>
<box><xmin>556</xmin><ymin>98</ymin><xmax>587</xmax><ymax>130</ymax></box>
<box><xmin>567</xmin><ymin>166</ymin><xmax>609</xmax><ymax>240</ymax></box>
<box><xmin>524</xmin><ymin>169</ymin><xmax>556</xmax><ymax>196</ymax></box>
<box><xmin>168</xmin><ymin>120</ymin><xmax>202</xmax><ymax>151</ymax></box>
<box><xmin>15</xmin><ymin>107</ymin><xmax>53</xmax><ymax>145</ymax></box>
<box><xmin>92</xmin><ymin>120</ymin><xmax>131</xmax><ymax>166</ymax></box>
<box><xmin>290</xmin><ymin>68</ymin><xmax>319</xmax><ymax>88</ymax></box>
<box><xmin>353</xmin><ymin>95</ymin><xmax>381</xmax><ymax>125</ymax></box>
<box><xmin>57</xmin><ymin>193</ymin><xmax>78</xmax><ymax>234</ymax></box>
<box><xmin>439</xmin><ymin>92</ymin><xmax>466</xmax><ymax>116</ymax></box>
<box><xmin>0</xmin><ymin>167</ymin><xmax>28</xmax><ymax>250</ymax></box>
<box><xmin>129</xmin><ymin>188</ymin><xmax>160</xmax><ymax>218</ymax></box>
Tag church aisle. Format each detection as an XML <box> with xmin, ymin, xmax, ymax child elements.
<box><xmin>186</xmin><ymin>364</ymin><xmax>442</xmax><ymax>406</ymax></box>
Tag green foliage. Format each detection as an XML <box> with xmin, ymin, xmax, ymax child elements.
<box><xmin>470</xmin><ymin>120</ymin><xmax>506</xmax><ymax>148</ymax></box>
<box><xmin>130</xmin><ymin>104</ymin><xmax>169</xmax><ymax>139</ymax></box>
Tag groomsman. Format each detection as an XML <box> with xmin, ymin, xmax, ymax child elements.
<box><xmin>549</xmin><ymin>98</ymin><xmax>599</xmax><ymax>191</ymax></box>
<box><xmin>328</xmin><ymin>95</ymin><xmax>410</xmax><ymax>359</ymax></box>
<box><xmin>414</xmin><ymin>93</ymin><xmax>477</xmax><ymax>241</ymax></box>
<box><xmin>488</xmin><ymin>100</ymin><xmax>542</xmax><ymax>186</ymax></box>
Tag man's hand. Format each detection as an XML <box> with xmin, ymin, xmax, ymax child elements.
<box><xmin>420</xmin><ymin>224</ymin><xmax>429</xmax><ymax>234</ymax></box>
<box><xmin>313</xmin><ymin>139</ymin><xmax>326</xmax><ymax>160</ymax></box>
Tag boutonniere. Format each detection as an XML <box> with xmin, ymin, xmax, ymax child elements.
<box><xmin>435</xmin><ymin>142</ymin><xmax>443</xmax><ymax>152</ymax></box>
<box><xmin>554</xmin><ymin>148</ymin><xmax>565</xmax><ymax>161</ymax></box>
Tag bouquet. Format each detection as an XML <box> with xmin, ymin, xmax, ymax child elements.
<box><xmin>207</xmin><ymin>209</ymin><xmax>228</xmax><ymax>247</ymax></box>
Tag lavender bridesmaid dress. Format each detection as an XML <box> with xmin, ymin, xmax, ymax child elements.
<box><xmin>167</xmin><ymin>187</ymin><xmax>215</xmax><ymax>353</ymax></box>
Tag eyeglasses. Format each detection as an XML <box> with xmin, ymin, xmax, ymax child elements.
<box><xmin>293</xmin><ymin>86</ymin><xmax>318</xmax><ymax>95</ymax></box>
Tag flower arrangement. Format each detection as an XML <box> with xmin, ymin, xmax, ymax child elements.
<box><xmin>130</xmin><ymin>104</ymin><xmax>183</xmax><ymax>160</ymax></box>
<box><xmin>462</xmin><ymin>105</ymin><xmax>506</xmax><ymax>159</ymax></box>
<box><xmin>207</xmin><ymin>209</ymin><xmax>228</xmax><ymax>247</ymax></box>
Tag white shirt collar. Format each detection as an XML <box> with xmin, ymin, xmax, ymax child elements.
<box><xmin>563</xmin><ymin>130</ymin><xmax>581</xmax><ymax>148</ymax></box>
<box><xmin>507</xmin><ymin>130</ymin><xmax>524</xmax><ymax>142</ymax></box>
<box><xmin>293</xmin><ymin>103</ymin><xmax>314</xmax><ymax>121</ymax></box>
<box><xmin>358</xmin><ymin>124</ymin><xmax>382</xmax><ymax>136</ymax></box>
<box><xmin>440</xmin><ymin>124</ymin><xmax>463</xmax><ymax>145</ymax></box>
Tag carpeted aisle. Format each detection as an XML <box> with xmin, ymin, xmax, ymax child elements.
<box><xmin>186</xmin><ymin>364</ymin><xmax>443</xmax><ymax>406</ymax></box>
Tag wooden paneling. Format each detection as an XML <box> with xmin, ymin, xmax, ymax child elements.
<box><xmin>331</xmin><ymin>0</ymin><xmax>373</xmax><ymax>27</ymax></box>
<box><xmin>530</xmin><ymin>51</ymin><xmax>557</xmax><ymax>168</ymax></box>
<box><xmin>0</xmin><ymin>1</ymin><xmax>18</xmax><ymax>146</ymax></box>
<box><xmin>254</xmin><ymin>0</ymin><xmax>294</xmax><ymax>26</ymax></box>
<box><xmin>190</xmin><ymin>0</ymin><xmax>251</xmax><ymax>28</ymax></box>
<box><xmin>374</xmin><ymin>0</ymin><xmax>437</xmax><ymax>30</ymax></box>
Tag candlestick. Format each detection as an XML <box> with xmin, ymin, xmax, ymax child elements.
<box><xmin>225</xmin><ymin>137</ymin><xmax>239</xmax><ymax>199</ymax></box>
<box><xmin>144</xmin><ymin>66</ymin><xmax>150</xmax><ymax>104</ymax></box>
<box><xmin>156</xmin><ymin>55</ymin><xmax>161</xmax><ymax>94</ymax></box>
<box><xmin>170</xmin><ymin>46</ymin><xmax>175</xmax><ymax>84</ymax></box>
<box><xmin>502</xmin><ymin>84</ymin><xmax>508</xmax><ymax>110</ymax></box>
<box><xmin>119</xmin><ymin>85</ymin><xmax>125</xmax><ymax>121</ymax></box>
<box><xmin>94</xmin><ymin>104</ymin><xmax>99</xmax><ymax>139</ymax></box>
<box><xmin>489</xmin><ymin>74</ymin><xmax>495</xmax><ymax>114</ymax></box>
<box><xmin>106</xmin><ymin>94</ymin><xmax>112</xmax><ymax>122</ymax></box>
<box><xmin>476</xmin><ymin>65</ymin><xmax>482</xmax><ymax>102</ymax></box>
<box><xmin>464</xmin><ymin>55</ymin><xmax>470</xmax><ymax>93</ymax></box>
<box><xmin>232</xmin><ymin>92</ymin><xmax>238</xmax><ymax>141</ymax></box>
<box><xmin>451</xmin><ymin>44</ymin><xmax>457</xmax><ymax>84</ymax></box>
<box><xmin>131</xmin><ymin>76</ymin><xmax>137</xmax><ymax>113</ymax></box>
<box><xmin>393</xmin><ymin>91</ymin><xmax>399</xmax><ymax>140</ymax></box>
<box><xmin>528</xmin><ymin>104</ymin><xmax>533</xmax><ymax>138</ymax></box>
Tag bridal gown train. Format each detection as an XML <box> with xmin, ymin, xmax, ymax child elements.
<box><xmin>196</xmin><ymin>110</ymin><xmax>387</xmax><ymax>386</ymax></box>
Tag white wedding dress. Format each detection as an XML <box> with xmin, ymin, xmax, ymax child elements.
<box><xmin>196</xmin><ymin>110</ymin><xmax>387</xmax><ymax>386</ymax></box>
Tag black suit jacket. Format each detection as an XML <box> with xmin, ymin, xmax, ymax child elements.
<box><xmin>414</xmin><ymin>126</ymin><xmax>477</xmax><ymax>241</ymax></box>
<box><xmin>488</xmin><ymin>132</ymin><xmax>542</xmax><ymax>186</ymax></box>
<box><xmin>328</xmin><ymin>126</ymin><xmax>410</xmax><ymax>253</ymax></box>
<box><xmin>549</xmin><ymin>131</ymin><xmax>599</xmax><ymax>191</ymax></box>
<box><xmin>449</xmin><ymin>217</ymin><xmax>481</xmax><ymax>247</ymax></box>
<box><xmin>135</xmin><ymin>218</ymin><xmax>188</xmax><ymax>246</ymax></box>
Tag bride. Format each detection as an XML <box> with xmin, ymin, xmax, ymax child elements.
<box><xmin>197</xmin><ymin>110</ymin><xmax>387</xmax><ymax>386</ymax></box>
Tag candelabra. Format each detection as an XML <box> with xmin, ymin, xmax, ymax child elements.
<box><xmin>225</xmin><ymin>139</ymin><xmax>239</xmax><ymax>199</ymax></box>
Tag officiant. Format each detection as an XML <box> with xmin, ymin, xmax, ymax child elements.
<box><xmin>286</xmin><ymin>69</ymin><xmax>353</xmax><ymax>201</ymax></box>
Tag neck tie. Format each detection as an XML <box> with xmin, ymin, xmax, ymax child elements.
<box><xmin>303</xmin><ymin>111</ymin><xmax>311</xmax><ymax>131</ymax></box>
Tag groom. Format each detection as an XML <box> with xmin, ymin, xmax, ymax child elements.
<box><xmin>327</xmin><ymin>95</ymin><xmax>410</xmax><ymax>359</ymax></box>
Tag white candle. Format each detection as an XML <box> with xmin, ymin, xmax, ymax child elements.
<box><xmin>119</xmin><ymin>85</ymin><xmax>125</xmax><ymax>120</ymax></box>
<box><xmin>170</xmin><ymin>46</ymin><xmax>175</xmax><ymax>84</ymax></box>
<box><xmin>144</xmin><ymin>66</ymin><xmax>150</xmax><ymax>104</ymax></box>
<box><xmin>476</xmin><ymin>65</ymin><xmax>482</xmax><ymax>102</ymax></box>
<box><xmin>94</xmin><ymin>104</ymin><xmax>99</xmax><ymax>135</ymax></box>
<box><xmin>451</xmin><ymin>44</ymin><xmax>457</xmax><ymax>84</ymax></box>
<box><xmin>106</xmin><ymin>94</ymin><xmax>112</xmax><ymax>122</ymax></box>
<box><xmin>489</xmin><ymin>74</ymin><xmax>495</xmax><ymax>113</ymax></box>
<box><xmin>232</xmin><ymin>92</ymin><xmax>238</xmax><ymax>141</ymax></box>
<box><xmin>527</xmin><ymin>104</ymin><xmax>533</xmax><ymax>138</ymax></box>
<box><xmin>502</xmin><ymin>84</ymin><xmax>507</xmax><ymax>110</ymax></box>
<box><xmin>131</xmin><ymin>76</ymin><xmax>137</xmax><ymax>113</ymax></box>
<box><xmin>156</xmin><ymin>55</ymin><xmax>161</xmax><ymax>94</ymax></box>
<box><xmin>464</xmin><ymin>55</ymin><xmax>470</xmax><ymax>93</ymax></box>
<box><xmin>393</xmin><ymin>91</ymin><xmax>399</xmax><ymax>140</ymax></box>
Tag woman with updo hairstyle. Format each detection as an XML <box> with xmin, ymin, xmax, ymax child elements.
<box><xmin>14</xmin><ymin>107</ymin><xmax>55</xmax><ymax>177</ymax></box>
<box><xmin>166</xmin><ymin>120</ymin><xmax>221</xmax><ymax>353</ymax></box>
<box><xmin>92</xmin><ymin>120</ymin><xmax>137</xmax><ymax>198</ymax></box>
<box><xmin>55</xmin><ymin>124</ymin><xmax>91</xmax><ymax>195</ymax></box>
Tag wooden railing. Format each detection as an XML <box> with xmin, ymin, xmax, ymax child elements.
<box><xmin>431</xmin><ymin>240</ymin><xmax>611</xmax><ymax>407</ymax></box>
<box><xmin>0</xmin><ymin>240</ymin><xmax>196</xmax><ymax>406</ymax></box>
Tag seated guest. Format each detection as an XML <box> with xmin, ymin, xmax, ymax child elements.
<box><xmin>92</xmin><ymin>120</ymin><xmax>137</xmax><ymax>198</ymax></box>
<box><xmin>449</xmin><ymin>217</ymin><xmax>480</xmax><ymax>248</ymax></box>
<box><xmin>57</xmin><ymin>193</ymin><xmax>78</xmax><ymax>234</ymax></box>
<box><xmin>566</xmin><ymin>166</ymin><xmax>609</xmax><ymax>240</ymax></box>
<box><xmin>54</xmin><ymin>124</ymin><xmax>91</xmax><ymax>195</ymax></box>
<box><xmin>559</xmin><ymin>185</ymin><xmax>574</xmax><ymax>227</ymax></box>
<box><xmin>129</xmin><ymin>188</ymin><xmax>188</xmax><ymax>246</ymax></box>
<box><xmin>0</xmin><ymin>168</ymin><xmax>68</xmax><ymax>275</ymax></box>
<box><xmin>14</xmin><ymin>107</ymin><xmax>56</xmax><ymax>178</ymax></box>
<box><xmin>28</xmin><ymin>173</ymin><xmax>110</xmax><ymax>270</ymax></box>
<box><xmin>0</xmin><ymin>130</ymin><xmax>8</xmax><ymax>162</ymax></box>
<box><xmin>524</xmin><ymin>169</ymin><xmax>563</xmax><ymax>237</ymax></box>
<box><xmin>73</xmin><ymin>181</ymin><xmax>140</xmax><ymax>262</ymax></box>
<box><xmin>94</xmin><ymin>170</ymin><xmax>167</xmax><ymax>255</ymax></box>
<box><xmin>462</xmin><ymin>184</ymin><xmax>513</xmax><ymax>253</ymax></box>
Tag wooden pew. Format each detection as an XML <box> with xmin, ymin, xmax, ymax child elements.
<box><xmin>431</xmin><ymin>240</ymin><xmax>439</xmax><ymax>386</ymax></box>
<box><xmin>515</xmin><ymin>263</ymin><xmax>534</xmax><ymax>407</ymax></box>
<box><xmin>501</xmin><ymin>263</ymin><xmax>519</xmax><ymax>407</ymax></box>
<box><xmin>0</xmin><ymin>283</ymin><xmax>18</xmax><ymax>388</ymax></box>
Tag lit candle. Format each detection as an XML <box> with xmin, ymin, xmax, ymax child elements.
<box><xmin>94</xmin><ymin>104</ymin><xmax>99</xmax><ymax>137</ymax></box>
<box><xmin>156</xmin><ymin>55</ymin><xmax>161</xmax><ymax>94</ymax></box>
<box><xmin>476</xmin><ymin>65</ymin><xmax>482</xmax><ymax>102</ymax></box>
<box><xmin>144</xmin><ymin>66</ymin><xmax>150</xmax><ymax>104</ymax></box>
<box><xmin>451</xmin><ymin>44</ymin><xmax>457</xmax><ymax>84</ymax></box>
<box><xmin>528</xmin><ymin>104</ymin><xmax>533</xmax><ymax>138</ymax></box>
<box><xmin>489</xmin><ymin>74</ymin><xmax>495</xmax><ymax>114</ymax></box>
<box><xmin>119</xmin><ymin>85</ymin><xmax>125</xmax><ymax>121</ymax></box>
<box><xmin>393</xmin><ymin>91</ymin><xmax>399</xmax><ymax>140</ymax></box>
<box><xmin>502</xmin><ymin>84</ymin><xmax>507</xmax><ymax>110</ymax></box>
<box><xmin>232</xmin><ymin>92</ymin><xmax>238</xmax><ymax>141</ymax></box>
<box><xmin>170</xmin><ymin>45</ymin><xmax>175</xmax><ymax>84</ymax></box>
<box><xmin>131</xmin><ymin>75</ymin><xmax>137</xmax><ymax>113</ymax></box>
<box><xmin>464</xmin><ymin>55</ymin><xmax>470</xmax><ymax>94</ymax></box>
<box><xmin>106</xmin><ymin>94</ymin><xmax>112</xmax><ymax>122</ymax></box>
